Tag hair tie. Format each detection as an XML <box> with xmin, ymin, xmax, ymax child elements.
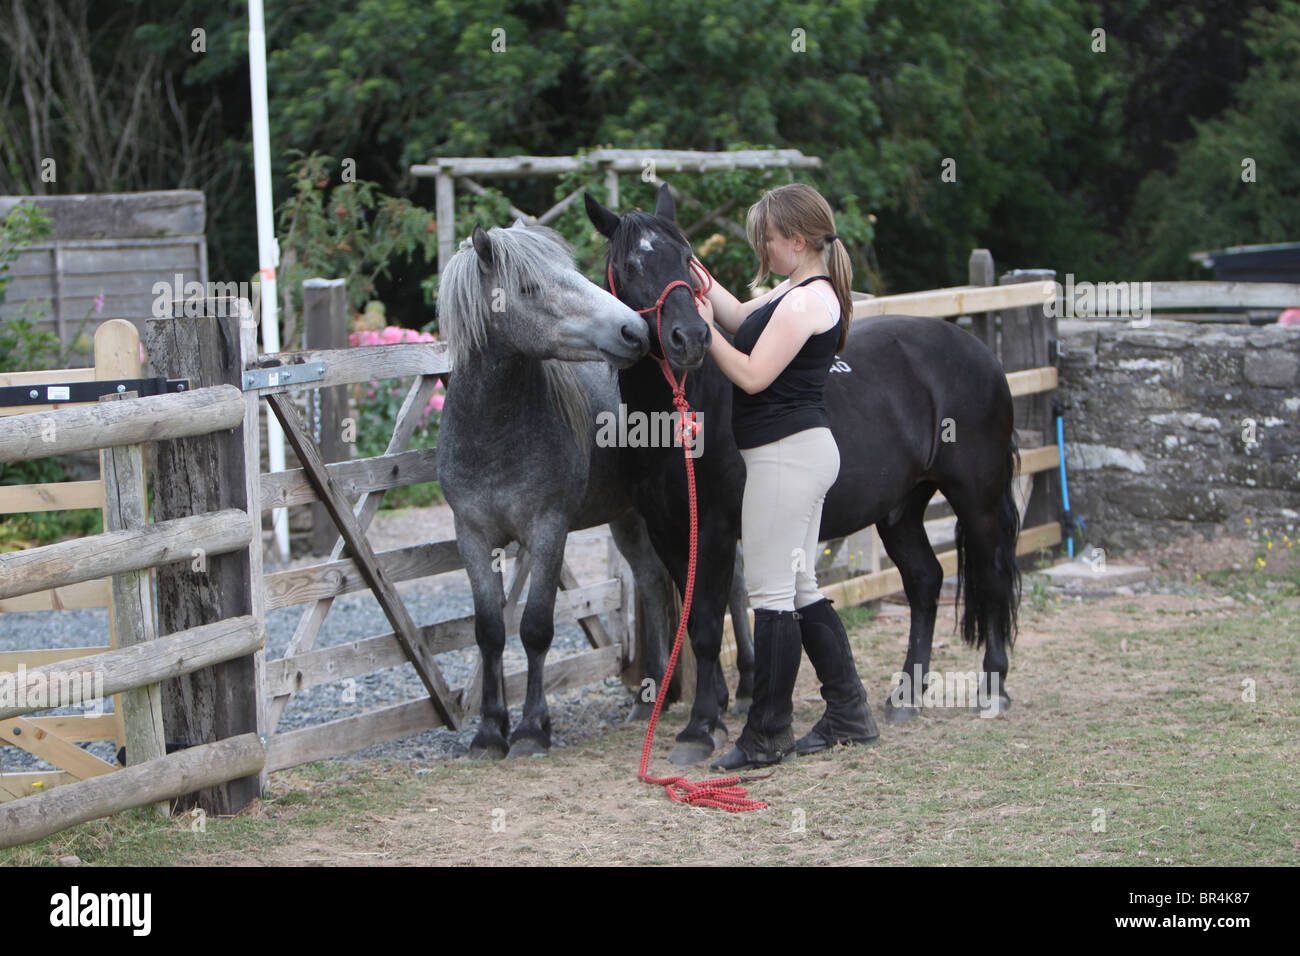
<box><xmin>827</xmin><ymin>234</ymin><xmax>840</xmax><ymax>243</ymax></box>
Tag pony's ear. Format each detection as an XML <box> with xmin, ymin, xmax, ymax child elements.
<box><xmin>471</xmin><ymin>225</ymin><xmax>493</xmax><ymax>269</ymax></box>
<box><xmin>584</xmin><ymin>190</ymin><xmax>620</xmax><ymax>238</ymax></box>
<box><xmin>654</xmin><ymin>182</ymin><xmax>676</xmax><ymax>222</ymax></box>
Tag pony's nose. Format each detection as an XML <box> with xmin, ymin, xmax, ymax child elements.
<box><xmin>622</xmin><ymin>321</ymin><xmax>649</xmax><ymax>351</ymax></box>
<box><xmin>670</xmin><ymin>325</ymin><xmax>710</xmax><ymax>352</ymax></box>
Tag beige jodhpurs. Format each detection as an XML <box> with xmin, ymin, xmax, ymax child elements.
<box><xmin>738</xmin><ymin>426</ymin><xmax>841</xmax><ymax>612</ymax></box>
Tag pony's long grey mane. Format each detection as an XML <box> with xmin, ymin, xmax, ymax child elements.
<box><xmin>437</xmin><ymin>222</ymin><xmax>592</xmax><ymax>463</ymax></box>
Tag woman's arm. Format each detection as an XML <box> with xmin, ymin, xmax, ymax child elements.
<box><xmin>699</xmin><ymin>289</ymin><xmax>818</xmax><ymax>394</ymax></box>
<box><xmin>692</xmin><ymin>257</ymin><xmax>786</xmax><ymax>335</ymax></box>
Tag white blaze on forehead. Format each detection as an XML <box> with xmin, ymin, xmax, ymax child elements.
<box><xmin>638</xmin><ymin>235</ymin><xmax>656</xmax><ymax>252</ymax></box>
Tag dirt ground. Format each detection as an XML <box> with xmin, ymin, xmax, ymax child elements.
<box><xmin>155</xmin><ymin>530</ymin><xmax>1299</xmax><ymax>867</ymax></box>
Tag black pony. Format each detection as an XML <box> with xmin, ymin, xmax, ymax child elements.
<box><xmin>587</xmin><ymin>185</ymin><xmax>1022</xmax><ymax>763</ymax></box>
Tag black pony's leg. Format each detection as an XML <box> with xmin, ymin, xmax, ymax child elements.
<box><xmin>668</xmin><ymin>519</ymin><xmax>734</xmax><ymax>765</ymax></box>
<box><xmin>608</xmin><ymin>508</ymin><xmax>677</xmax><ymax>720</ymax></box>
<box><xmin>458</xmin><ymin>523</ymin><xmax>511</xmax><ymax>760</ymax></box>
<box><xmin>877</xmin><ymin>483</ymin><xmax>942</xmax><ymax>725</ymax></box>
<box><xmin>729</xmin><ymin>542</ymin><xmax>754</xmax><ymax>715</ymax></box>
<box><xmin>508</xmin><ymin>520</ymin><xmax>568</xmax><ymax>757</ymax></box>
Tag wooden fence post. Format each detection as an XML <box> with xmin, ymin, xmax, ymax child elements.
<box><xmin>146</xmin><ymin>306</ymin><xmax>262</xmax><ymax>815</ymax></box>
<box><xmin>969</xmin><ymin>249</ymin><xmax>997</xmax><ymax>353</ymax></box>
<box><xmin>98</xmin><ymin>387</ymin><xmax>169</xmax><ymax>820</ymax></box>
<box><xmin>998</xmin><ymin>269</ymin><xmax>1059</xmax><ymax>533</ymax></box>
<box><xmin>303</xmin><ymin>278</ymin><xmax>351</xmax><ymax>555</ymax></box>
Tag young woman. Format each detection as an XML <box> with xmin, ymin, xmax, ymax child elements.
<box><xmin>694</xmin><ymin>183</ymin><xmax>880</xmax><ymax>771</ymax></box>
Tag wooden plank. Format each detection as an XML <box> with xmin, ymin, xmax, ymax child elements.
<box><xmin>0</xmin><ymin>771</ymin><xmax>76</xmax><ymax>802</ymax></box>
<box><xmin>246</xmin><ymin>343</ymin><xmax>451</xmax><ymax>395</ymax></box>
<box><xmin>265</xmin><ymin>539</ymin><xmax>464</xmax><ymax>609</ymax></box>
<box><xmin>0</xmin><ymin>384</ymin><xmax>246</xmax><ymax>464</ymax></box>
<box><xmin>1006</xmin><ymin>366</ymin><xmax>1057</xmax><ymax>398</ymax></box>
<box><xmin>0</xmin><ymin>616</ymin><xmax>263</xmax><ymax>721</ymax></box>
<box><xmin>260</xmin><ymin>448</ymin><xmax>439</xmax><ymax>512</ymax></box>
<box><xmin>266</xmin><ymin>646</ymin><xmax>622</xmax><ymax>773</ymax></box>
<box><xmin>238</xmin><ymin>315</ymin><xmax>270</xmax><ymax>797</ymax></box>
<box><xmin>0</xmin><ymin>191</ymin><xmax>205</xmax><ymax>240</ymax></box>
<box><xmin>852</xmin><ymin>281</ymin><xmax>1053</xmax><ymax>321</ymax></box>
<box><xmin>0</xmin><ymin>509</ymin><xmax>251</xmax><ymax>601</ymax></box>
<box><xmin>1147</xmin><ymin>281</ymin><xmax>1300</xmax><ymax>310</ymax></box>
<box><xmin>559</xmin><ymin>561</ymin><xmax>612</xmax><ymax>648</ymax></box>
<box><xmin>268</xmin><ymin>393</ymin><xmax>463</xmax><ymax>731</ymax></box>
<box><xmin>0</xmin><ymin>368</ymin><xmax>97</xmax><ymax>388</ymax></box>
<box><xmin>0</xmin><ymin>580</ymin><xmax>109</xmax><ymax>612</ymax></box>
<box><xmin>0</xmin><ymin>715</ymin><xmax>119</xmax><ymax>744</ymax></box>
<box><xmin>267</xmin><ymin>579</ymin><xmax>621</xmax><ymax>697</ymax></box>
<box><xmin>0</xmin><ymin>479</ymin><xmax>103</xmax><ymax>514</ymax></box>
<box><xmin>268</xmin><ymin>375</ymin><xmax>441</xmax><ymax>730</ymax></box>
<box><xmin>0</xmin><ymin>733</ymin><xmax>264</xmax><ymax>850</ymax></box>
<box><xmin>0</xmin><ymin>647</ymin><xmax>111</xmax><ymax>670</ymax></box>
<box><xmin>0</xmin><ymin>718</ymin><xmax>117</xmax><ymax>780</ymax></box>
<box><xmin>1017</xmin><ymin>444</ymin><xmax>1060</xmax><ymax>478</ymax></box>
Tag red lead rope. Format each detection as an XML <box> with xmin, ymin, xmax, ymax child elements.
<box><xmin>608</xmin><ymin>258</ymin><xmax>767</xmax><ymax>813</ymax></box>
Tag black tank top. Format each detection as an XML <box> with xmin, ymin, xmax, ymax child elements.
<box><xmin>730</xmin><ymin>274</ymin><xmax>841</xmax><ymax>450</ymax></box>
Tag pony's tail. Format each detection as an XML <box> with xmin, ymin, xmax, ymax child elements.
<box><xmin>953</xmin><ymin>436</ymin><xmax>1022</xmax><ymax>649</ymax></box>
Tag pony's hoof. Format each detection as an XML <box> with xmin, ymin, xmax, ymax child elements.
<box><xmin>506</xmin><ymin>738</ymin><xmax>549</xmax><ymax>758</ymax></box>
<box><xmin>972</xmin><ymin>696</ymin><xmax>1011</xmax><ymax>719</ymax></box>
<box><xmin>730</xmin><ymin>696</ymin><xmax>751</xmax><ymax>717</ymax></box>
<box><xmin>883</xmin><ymin>702</ymin><xmax>920</xmax><ymax>725</ymax></box>
<box><xmin>711</xmin><ymin>722</ymin><xmax>729</xmax><ymax>751</ymax></box>
<box><xmin>467</xmin><ymin>743</ymin><xmax>507</xmax><ymax>761</ymax></box>
<box><xmin>668</xmin><ymin>740</ymin><xmax>714</xmax><ymax>766</ymax></box>
<box><xmin>627</xmin><ymin>700</ymin><xmax>655</xmax><ymax>722</ymax></box>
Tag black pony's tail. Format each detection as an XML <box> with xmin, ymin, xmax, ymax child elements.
<box><xmin>953</xmin><ymin>435</ymin><xmax>1023</xmax><ymax>649</ymax></box>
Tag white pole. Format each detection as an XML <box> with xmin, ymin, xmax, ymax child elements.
<box><xmin>248</xmin><ymin>0</ymin><xmax>290</xmax><ymax>562</ymax></box>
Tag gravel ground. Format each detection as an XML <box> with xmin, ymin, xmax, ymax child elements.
<box><xmin>0</xmin><ymin>504</ymin><xmax>636</xmax><ymax>774</ymax></box>
<box><xmin>1</xmin><ymin>506</ymin><xmax>1261</xmax><ymax>775</ymax></box>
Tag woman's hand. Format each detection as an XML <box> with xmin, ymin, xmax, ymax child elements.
<box><xmin>695</xmin><ymin>293</ymin><xmax>716</xmax><ymax>328</ymax></box>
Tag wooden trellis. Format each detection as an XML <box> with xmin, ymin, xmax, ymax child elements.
<box><xmin>409</xmin><ymin>148</ymin><xmax>824</xmax><ymax>273</ymax></box>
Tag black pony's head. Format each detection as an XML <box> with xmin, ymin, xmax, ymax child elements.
<box><xmin>585</xmin><ymin>183</ymin><xmax>712</xmax><ymax>371</ymax></box>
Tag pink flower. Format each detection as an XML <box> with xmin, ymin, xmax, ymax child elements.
<box><xmin>93</xmin><ymin>291</ymin><xmax>105</xmax><ymax>314</ymax></box>
<box><xmin>366</xmin><ymin>388</ymin><xmax>376</xmax><ymax>398</ymax></box>
<box><xmin>430</xmin><ymin>393</ymin><xmax>445</xmax><ymax>412</ymax></box>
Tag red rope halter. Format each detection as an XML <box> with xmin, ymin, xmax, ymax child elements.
<box><xmin>607</xmin><ymin>256</ymin><xmax>766</xmax><ymax>813</ymax></box>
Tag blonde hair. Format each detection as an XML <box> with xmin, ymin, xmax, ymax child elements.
<box><xmin>745</xmin><ymin>183</ymin><xmax>852</xmax><ymax>351</ymax></box>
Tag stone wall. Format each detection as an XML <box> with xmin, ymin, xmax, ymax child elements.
<box><xmin>1055</xmin><ymin>318</ymin><xmax>1300</xmax><ymax>551</ymax></box>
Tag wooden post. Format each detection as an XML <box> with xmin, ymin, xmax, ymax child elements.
<box><xmin>302</xmin><ymin>278</ymin><xmax>350</xmax><ymax>555</ymax></box>
<box><xmin>99</xmin><ymin>390</ymin><xmax>168</xmax><ymax>820</ymax></box>
<box><xmin>968</xmin><ymin>250</ymin><xmax>996</xmax><ymax>352</ymax></box>
<box><xmin>998</xmin><ymin>269</ymin><xmax>1059</xmax><ymax>533</ymax></box>
<box><xmin>436</xmin><ymin>172</ymin><xmax>456</xmax><ymax>275</ymax></box>
<box><xmin>94</xmin><ymin>319</ymin><xmax>141</xmax><ymax>767</ymax></box>
<box><xmin>604</xmin><ymin>169</ymin><xmax>620</xmax><ymax>211</ymax></box>
<box><xmin>146</xmin><ymin>308</ymin><xmax>262</xmax><ymax>815</ymax></box>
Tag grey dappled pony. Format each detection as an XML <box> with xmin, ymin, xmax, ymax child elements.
<box><xmin>436</xmin><ymin>220</ymin><xmax>680</xmax><ymax>759</ymax></box>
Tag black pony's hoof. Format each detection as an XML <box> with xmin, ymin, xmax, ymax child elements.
<box><xmin>883</xmin><ymin>701</ymin><xmax>920</xmax><ymax>725</ymax></box>
<box><xmin>973</xmin><ymin>695</ymin><xmax>1011</xmax><ymax>719</ymax></box>
<box><xmin>709</xmin><ymin>745</ymin><xmax>780</xmax><ymax>772</ymax></box>
<box><xmin>467</xmin><ymin>728</ymin><xmax>509</xmax><ymax>760</ymax></box>
<box><xmin>506</xmin><ymin>737</ymin><xmax>549</xmax><ymax>758</ymax></box>
<box><xmin>668</xmin><ymin>739</ymin><xmax>715</xmax><ymax>766</ymax></box>
<box><xmin>730</xmin><ymin>696</ymin><xmax>752</xmax><ymax>717</ymax></box>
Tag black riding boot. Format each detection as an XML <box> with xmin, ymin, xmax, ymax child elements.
<box><xmin>710</xmin><ymin>608</ymin><xmax>801</xmax><ymax>771</ymax></box>
<box><xmin>794</xmin><ymin>597</ymin><xmax>880</xmax><ymax>755</ymax></box>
